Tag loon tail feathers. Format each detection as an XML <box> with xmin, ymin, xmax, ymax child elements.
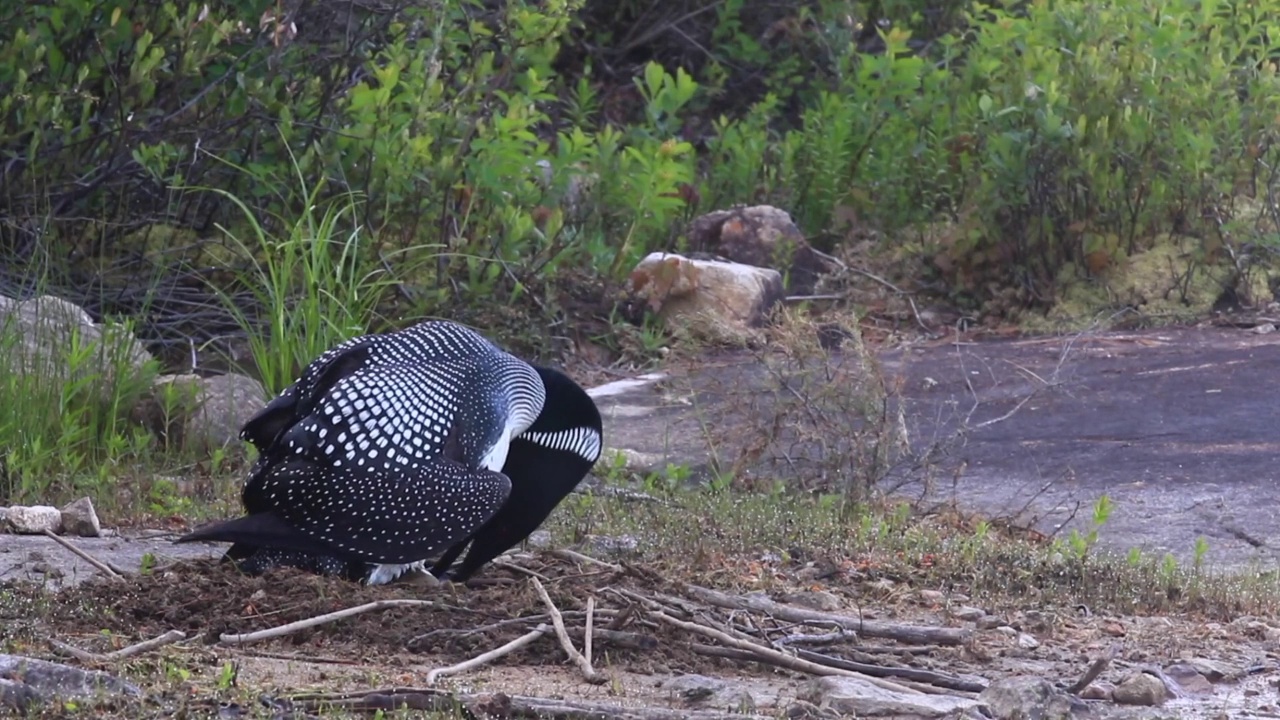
<box><xmin>175</xmin><ymin>511</ymin><xmax>325</xmax><ymax>557</ymax></box>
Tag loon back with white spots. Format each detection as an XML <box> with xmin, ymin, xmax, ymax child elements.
<box><xmin>176</xmin><ymin>320</ymin><xmax>555</xmax><ymax>582</ymax></box>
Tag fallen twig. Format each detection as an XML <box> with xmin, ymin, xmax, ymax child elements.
<box><xmin>653</xmin><ymin>610</ymin><xmax>925</xmax><ymax>696</ymax></box>
<box><xmin>685</xmin><ymin>584</ymin><xmax>970</xmax><ymax>646</ymax></box>
<box><xmin>50</xmin><ymin>630</ymin><xmax>186</xmax><ymax>663</ymax></box>
<box><xmin>551</xmin><ymin>548</ymin><xmax>622</xmax><ymax>572</ymax></box>
<box><xmin>425</xmin><ymin>624</ymin><xmax>550</xmax><ymax>685</ymax></box>
<box><xmin>585</xmin><ymin>595</ymin><xmax>596</xmax><ymax>668</ymax></box>
<box><xmin>532</xmin><ymin>576</ymin><xmax>605</xmax><ymax>684</ymax></box>
<box><xmin>42</xmin><ymin>530</ymin><xmax>124</xmax><ymax>581</ymax></box>
<box><xmin>790</xmin><ymin>648</ymin><xmax>987</xmax><ymax>693</ymax></box>
<box><xmin>491</xmin><ymin>557</ymin><xmax>551</xmax><ymax>581</ymax></box>
<box><xmin>219</xmin><ymin>599</ymin><xmax>434</xmax><ymax>645</ymax></box>
<box><xmin>1067</xmin><ymin>643</ymin><xmax>1120</xmax><ymax>695</ymax></box>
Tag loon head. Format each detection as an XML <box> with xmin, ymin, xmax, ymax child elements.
<box><xmin>515</xmin><ymin>364</ymin><xmax>604</xmax><ymax>489</ymax></box>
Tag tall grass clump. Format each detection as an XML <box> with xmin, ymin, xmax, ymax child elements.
<box><xmin>198</xmin><ymin>155</ymin><xmax>402</xmax><ymax>397</ymax></box>
<box><xmin>0</xmin><ymin>295</ymin><xmax>159</xmax><ymax>503</ymax></box>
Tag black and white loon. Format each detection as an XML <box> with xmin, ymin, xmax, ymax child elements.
<box><xmin>176</xmin><ymin>320</ymin><xmax>603</xmax><ymax>586</ymax></box>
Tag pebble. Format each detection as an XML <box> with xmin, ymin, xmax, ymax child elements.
<box><xmin>950</xmin><ymin>605</ymin><xmax>986</xmax><ymax>621</ymax></box>
<box><xmin>1079</xmin><ymin>681</ymin><xmax>1113</xmax><ymax>700</ymax></box>
<box><xmin>1113</xmin><ymin>672</ymin><xmax>1167</xmax><ymax>706</ymax></box>
<box><xmin>918</xmin><ymin>589</ymin><xmax>946</xmax><ymax>604</ymax></box>
<box><xmin>976</xmin><ymin>616</ymin><xmax>1005</xmax><ymax>630</ymax></box>
<box><xmin>1016</xmin><ymin>632</ymin><xmax>1041</xmax><ymax>650</ymax></box>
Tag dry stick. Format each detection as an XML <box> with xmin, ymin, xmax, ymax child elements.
<box><xmin>490</xmin><ymin>557</ymin><xmax>552</xmax><ymax>581</ymax></box>
<box><xmin>288</xmin><ymin>687</ymin><xmax>776</xmax><ymax>720</ymax></box>
<box><xmin>1067</xmin><ymin>643</ymin><xmax>1121</xmax><ymax>695</ymax></box>
<box><xmin>585</xmin><ymin>595</ymin><xmax>596</xmax><ymax>668</ymax></box>
<box><xmin>42</xmin><ymin>530</ymin><xmax>124</xmax><ymax>581</ymax></box>
<box><xmin>551</xmin><ymin>547</ymin><xmax>622</xmax><ymax>572</ymax></box>
<box><xmin>690</xmin><ymin>644</ymin><xmax>975</xmax><ymax>698</ymax></box>
<box><xmin>50</xmin><ymin>630</ymin><xmax>186</xmax><ymax>663</ymax></box>
<box><xmin>790</xmin><ymin>648</ymin><xmax>987</xmax><ymax>694</ymax></box>
<box><xmin>684</xmin><ymin>584</ymin><xmax>970</xmax><ymax>646</ymax></box>
<box><xmin>219</xmin><ymin>599</ymin><xmax>435</xmax><ymax>645</ymax></box>
<box><xmin>531</xmin><ymin>576</ymin><xmax>605</xmax><ymax>684</ymax></box>
<box><xmin>425</xmin><ymin>624</ymin><xmax>550</xmax><ymax>685</ymax></box>
<box><xmin>652</xmin><ymin>611</ymin><xmax>925</xmax><ymax>696</ymax></box>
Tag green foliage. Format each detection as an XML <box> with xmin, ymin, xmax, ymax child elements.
<box><xmin>0</xmin><ymin>303</ymin><xmax>158</xmax><ymax>502</ymax></box>
<box><xmin>930</xmin><ymin>0</ymin><xmax>1280</xmax><ymax>305</ymax></box>
<box><xmin>196</xmin><ymin>150</ymin><xmax>399</xmax><ymax>397</ymax></box>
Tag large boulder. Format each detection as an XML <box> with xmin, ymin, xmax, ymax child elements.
<box><xmin>628</xmin><ymin>252</ymin><xmax>784</xmax><ymax>342</ymax></box>
<box><xmin>131</xmin><ymin>372</ymin><xmax>267</xmax><ymax>454</ymax></box>
<box><xmin>0</xmin><ymin>295</ymin><xmax>154</xmax><ymax>399</ymax></box>
<box><xmin>687</xmin><ymin>205</ymin><xmax>835</xmax><ymax>293</ymax></box>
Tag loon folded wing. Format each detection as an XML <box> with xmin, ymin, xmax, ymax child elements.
<box><xmin>240</xmin><ymin>335</ymin><xmax>381</xmax><ymax>451</ymax></box>
<box><xmin>252</xmin><ymin>455</ymin><xmax>512</xmax><ymax>565</ymax></box>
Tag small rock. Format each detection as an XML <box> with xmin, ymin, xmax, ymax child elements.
<box><xmin>59</xmin><ymin>497</ymin><xmax>100</xmax><ymax>538</ymax></box>
<box><xmin>662</xmin><ymin>674</ymin><xmax>761</xmax><ymax>711</ymax></box>
<box><xmin>1252</xmin><ymin>323</ymin><xmax>1276</xmax><ymax>334</ymax></box>
<box><xmin>5</xmin><ymin>506</ymin><xmax>62</xmax><ymax>534</ymax></box>
<box><xmin>526</xmin><ymin>530</ymin><xmax>553</xmax><ymax>549</ymax></box>
<box><xmin>802</xmin><ymin>675</ymin><xmax>980</xmax><ymax>718</ymax></box>
<box><xmin>1101</xmin><ymin>620</ymin><xmax>1127</xmax><ymax>637</ymax></box>
<box><xmin>1112</xmin><ymin>672</ymin><xmax>1167</xmax><ymax>706</ymax></box>
<box><xmin>29</xmin><ymin>562</ymin><xmax>63</xmax><ymax>578</ymax></box>
<box><xmin>1181</xmin><ymin>658</ymin><xmax>1239</xmax><ymax>682</ymax></box>
<box><xmin>686</xmin><ymin>205</ymin><xmax>835</xmax><ymax>294</ymax></box>
<box><xmin>583</xmin><ymin>534</ymin><xmax>639</xmax><ymax>559</ymax></box>
<box><xmin>979</xmin><ymin>676</ymin><xmax>1091</xmax><ymax>720</ymax></box>
<box><xmin>779</xmin><ymin>590</ymin><xmax>842</xmax><ymax>612</ymax></box>
<box><xmin>627</xmin><ymin>252</ymin><xmax>785</xmax><ymax>339</ymax></box>
<box><xmin>1017</xmin><ymin>633</ymin><xmax>1041</xmax><ymax>650</ymax></box>
<box><xmin>664</xmin><ymin>674</ymin><xmax>725</xmax><ymax>703</ymax></box>
<box><xmin>1164</xmin><ymin>663</ymin><xmax>1213</xmax><ymax>695</ymax></box>
<box><xmin>994</xmin><ymin>626</ymin><xmax>1018</xmax><ymax>638</ymax></box>
<box><xmin>1078</xmin><ymin>681</ymin><xmax>1114</xmax><ymax>700</ymax></box>
<box><xmin>1245</xmin><ymin>620</ymin><xmax>1273</xmax><ymax>639</ymax></box>
<box><xmin>976</xmin><ymin>616</ymin><xmax>1005</xmax><ymax>630</ymax></box>
<box><xmin>864</xmin><ymin>578</ymin><xmax>895</xmax><ymax>593</ymax></box>
<box><xmin>918</xmin><ymin>589</ymin><xmax>946</xmax><ymax>604</ymax></box>
<box><xmin>133</xmin><ymin>372</ymin><xmax>267</xmax><ymax>454</ymax></box>
<box><xmin>951</xmin><ymin>606</ymin><xmax>986</xmax><ymax>621</ymax></box>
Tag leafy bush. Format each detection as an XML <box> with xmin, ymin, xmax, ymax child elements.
<box><xmin>927</xmin><ymin>0</ymin><xmax>1280</xmax><ymax>308</ymax></box>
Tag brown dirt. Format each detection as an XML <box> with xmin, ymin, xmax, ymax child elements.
<box><xmin>3</xmin><ymin>553</ymin><xmax>741</xmax><ymax>678</ymax></box>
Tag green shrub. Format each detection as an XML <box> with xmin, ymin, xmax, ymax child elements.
<box><xmin>929</xmin><ymin>0</ymin><xmax>1280</xmax><ymax>307</ymax></box>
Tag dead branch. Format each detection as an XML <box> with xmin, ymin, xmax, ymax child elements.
<box><xmin>426</xmin><ymin>624</ymin><xmax>550</xmax><ymax>685</ymax></box>
<box><xmin>790</xmin><ymin>648</ymin><xmax>987</xmax><ymax>693</ymax></box>
<box><xmin>285</xmin><ymin>686</ymin><xmax>776</xmax><ymax>719</ymax></box>
<box><xmin>531</xmin><ymin>576</ymin><xmax>605</xmax><ymax>684</ymax></box>
<box><xmin>219</xmin><ymin>599</ymin><xmax>435</xmax><ymax>645</ymax></box>
<box><xmin>684</xmin><ymin>585</ymin><xmax>970</xmax><ymax>646</ymax></box>
<box><xmin>585</xmin><ymin>595</ymin><xmax>596</xmax><ymax>667</ymax></box>
<box><xmin>653</xmin><ymin>611</ymin><xmax>926</xmax><ymax>696</ymax></box>
<box><xmin>1067</xmin><ymin>643</ymin><xmax>1121</xmax><ymax>695</ymax></box>
<box><xmin>42</xmin><ymin>530</ymin><xmax>124</xmax><ymax>581</ymax></box>
<box><xmin>49</xmin><ymin>630</ymin><xmax>186</xmax><ymax>663</ymax></box>
<box><xmin>772</xmin><ymin>629</ymin><xmax>860</xmax><ymax>648</ymax></box>
<box><xmin>551</xmin><ymin>548</ymin><xmax>623</xmax><ymax>572</ymax></box>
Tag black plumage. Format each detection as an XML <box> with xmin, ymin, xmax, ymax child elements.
<box><xmin>176</xmin><ymin>320</ymin><xmax>603</xmax><ymax>585</ymax></box>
